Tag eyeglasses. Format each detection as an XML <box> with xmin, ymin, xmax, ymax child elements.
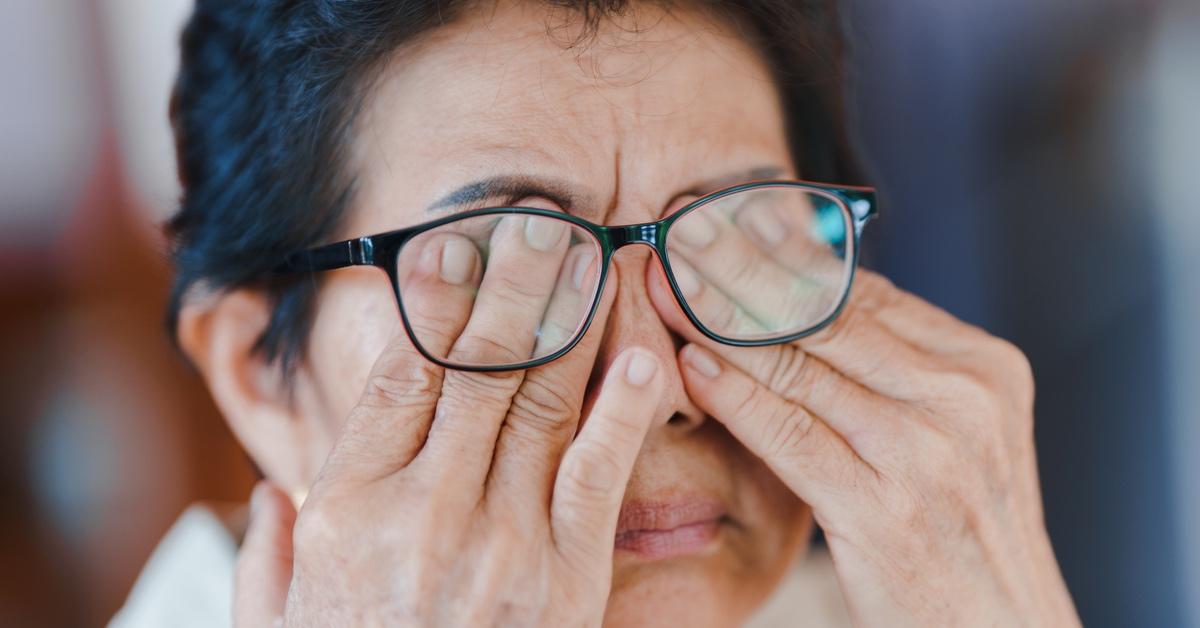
<box><xmin>278</xmin><ymin>180</ymin><xmax>878</xmax><ymax>371</ymax></box>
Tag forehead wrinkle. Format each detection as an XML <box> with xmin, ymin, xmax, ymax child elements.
<box><xmin>348</xmin><ymin>1</ymin><xmax>791</xmax><ymax>237</ymax></box>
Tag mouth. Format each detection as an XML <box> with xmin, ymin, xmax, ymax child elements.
<box><xmin>614</xmin><ymin>497</ymin><xmax>728</xmax><ymax>560</ymax></box>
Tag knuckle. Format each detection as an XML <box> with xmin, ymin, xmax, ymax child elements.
<box><xmin>850</xmin><ymin>269</ymin><xmax>895</xmax><ymax>307</ymax></box>
<box><xmin>766</xmin><ymin>347</ymin><xmax>803</xmax><ymax>391</ymax></box>
<box><xmin>292</xmin><ymin>496</ymin><xmax>343</xmax><ymax>552</ymax></box>
<box><xmin>562</xmin><ymin>440</ymin><xmax>626</xmax><ymax>498</ymax></box>
<box><xmin>507</xmin><ymin>376</ymin><xmax>578</xmax><ymax>438</ymax></box>
<box><xmin>771</xmin><ymin>348</ymin><xmax>822</xmax><ymax>396</ymax></box>
<box><xmin>441</xmin><ymin>369</ymin><xmax>522</xmax><ymax>406</ymax></box>
<box><xmin>855</xmin><ymin>268</ymin><xmax>887</xmax><ymax>292</ymax></box>
<box><xmin>452</xmin><ymin>332</ymin><xmax>527</xmax><ymax>367</ymax></box>
<box><xmin>995</xmin><ymin>339</ymin><xmax>1036</xmax><ymax>406</ymax></box>
<box><xmin>360</xmin><ymin>362</ymin><xmax>440</xmax><ymax>409</ymax></box>
<box><xmin>487</xmin><ymin>511</ymin><xmax>528</xmax><ymax>550</ymax></box>
<box><xmin>815</xmin><ymin>305</ymin><xmax>859</xmax><ymax>348</ymax></box>
<box><xmin>927</xmin><ymin>368</ymin><xmax>991</xmax><ymax>408</ymax></box>
<box><xmin>739</xmin><ymin>388</ymin><xmax>814</xmax><ymax>459</ymax></box>
<box><xmin>993</xmin><ymin>337</ymin><xmax>1032</xmax><ymax>374</ymax></box>
<box><xmin>590</xmin><ymin>404</ymin><xmax>650</xmax><ymax>444</ymax></box>
<box><xmin>493</xmin><ymin>273</ymin><xmax>554</xmax><ymax>302</ymax></box>
<box><xmin>762</xmin><ymin>410</ymin><xmax>817</xmax><ymax>459</ymax></box>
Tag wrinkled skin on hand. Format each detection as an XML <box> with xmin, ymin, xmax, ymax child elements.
<box><xmin>653</xmin><ymin>265</ymin><xmax>1080</xmax><ymax>627</ymax></box>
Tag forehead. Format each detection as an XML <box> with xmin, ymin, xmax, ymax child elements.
<box><xmin>347</xmin><ymin>1</ymin><xmax>792</xmax><ymax>233</ymax></box>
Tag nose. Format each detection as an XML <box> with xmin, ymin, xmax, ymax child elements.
<box><xmin>594</xmin><ymin>243</ymin><xmax>706</xmax><ymax>432</ymax></box>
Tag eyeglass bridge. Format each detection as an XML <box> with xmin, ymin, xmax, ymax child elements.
<box><xmin>604</xmin><ymin>222</ymin><xmax>662</xmax><ymax>250</ymax></box>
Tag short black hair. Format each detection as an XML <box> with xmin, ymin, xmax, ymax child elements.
<box><xmin>167</xmin><ymin>0</ymin><xmax>858</xmax><ymax>373</ymax></box>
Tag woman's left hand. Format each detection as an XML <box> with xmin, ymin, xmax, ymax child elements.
<box><xmin>649</xmin><ymin>268</ymin><xmax>1080</xmax><ymax>626</ymax></box>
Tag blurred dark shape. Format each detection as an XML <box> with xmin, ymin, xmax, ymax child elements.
<box><xmin>847</xmin><ymin>0</ymin><xmax>1187</xmax><ymax>625</ymax></box>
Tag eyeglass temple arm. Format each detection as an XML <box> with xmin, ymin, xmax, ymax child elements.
<box><xmin>274</xmin><ymin>236</ymin><xmax>376</xmax><ymax>274</ymax></box>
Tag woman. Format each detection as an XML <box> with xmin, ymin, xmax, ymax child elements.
<box><xmin>118</xmin><ymin>0</ymin><xmax>1080</xmax><ymax>625</ymax></box>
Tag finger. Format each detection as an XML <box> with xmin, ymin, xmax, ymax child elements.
<box><xmin>326</xmin><ymin>328</ymin><xmax>445</xmax><ymax>480</ymax></box>
<box><xmin>669</xmin><ymin>208</ymin><xmax>834</xmax><ymax>332</ymax></box>
<box><xmin>731</xmin><ymin>188</ymin><xmax>836</xmax><ymax>275</ymax></box>
<box><xmin>445</xmin><ymin>211</ymin><xmax>571</xmax><ymax>366</ymax></box>
<box><xmin>329</xmin><ymin>231</ymin><xmax>479</xmax><ymax>479</ymax></box>
<box><xmin>550</xmin><ymin>347</ymin><xmax>664</xmax><ymax>568</ymax></box>
<box><xmin>489</xmin><ymin>251</ymin><xmax>613</xmax><ymax>507</ymax></box>
<box><xmin>395</xmin><ymin>230</ymin><xmax>484</xmax><ymax>359</ymax></box>
<box><xmin>853</xmin><ymin>270</ymin><xmax>993</xmax><ymax>357</ymax></box>
<box><xmin>674</xmin><ymin>344</ymin><xmax>866</xmax><ymax>516</ymax></box>
<box><xmin>649</xmin><ymin>264</ymin><xmax>946</xmax><ymax>402</ymax></box>
<box><xmin>681</xmin><ymin>342</ymin><xmax>904</xmax><ymax>458</ymax></box>
<box><xmin>788</xmin><ymin>301</ymin><xmax>951</xmax><ymax>402</ymax></box>
<box><xmin>234</xmin><ymin>481</ymin><xmax>296</xmax><ymax>628</ymax></box>
<box><xmin>667</xmin><ymin>197</ymin><xmax>848</xmax><ymax>335</ymax></box>
<box><xmin>419</xmin><ymin>211</ymin><xmax>575</xmax><ymax>480</ymax></box>
<box><xmin>652</xmin><ymin>266</ymin><xmax>907</xmax><ymax>454</ymax></box>
<box><xmin>668</xmin><ymin>256</ymin><xmax>764</xmax><ymax>338</ymax></box>
<box><xmin>853</xmin><ymin>272</ymin><xmax>1034</xmax><ymax>404</ymax></box>
<box><xmin>648</xmin><ymin>259</ymin><xmax>743</xmax><ymax>343</ymax></box>
<box><xmin>532</xmin><ymin>243</ymin><xmax>603</xmax><ymax>357</ymax></box>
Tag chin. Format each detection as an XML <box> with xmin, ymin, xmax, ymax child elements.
<box><xmin>605</xmin><ymin>559</ymin><xmax>747</xmax><ymax>627</ymax></box>
<box><xmin>604</xmin><ymin>530</ymin><xmax>779</xmax><ymax>627</ymax></box>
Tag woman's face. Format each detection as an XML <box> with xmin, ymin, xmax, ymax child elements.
<box><xmin>293</xmin><ymin>3</ymin><xmax>811</xmax><ymax>624</ymax></box>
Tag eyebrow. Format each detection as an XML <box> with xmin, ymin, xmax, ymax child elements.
<box><xmin>426</xmin><ymin>165</ymin><xmax>788</xmax><ymax>214</ymax></box>
<box><xmin>427</xmin><ymin>175</ymin><xmax>580</xmax><ymax>213</ymax></box>
<box><xmin>683</xmin><ymin>166</ymin><xmax>787</xmax><ymax>197</ymax></box>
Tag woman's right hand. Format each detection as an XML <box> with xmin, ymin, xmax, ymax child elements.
<box><xmin>232</xmin><ymin>230</ymin><xmax>666</xmax><ymax>626</ymax></box>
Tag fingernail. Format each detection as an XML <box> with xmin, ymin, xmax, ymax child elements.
<box><xmin>525</xmin><ymin>216</ymin><xmax>566</xmax><ymax>251</ymax></box>
<box><xmin>672</xmin><ymin>212</ymin><xmax>716</xmax><ymax>248</ymax></box>
<box><xmin>571</xmin><ymin>247</ymin><xmax>594</xmax><ymax>291</ymax></box>
<box><xmin>624</xmin><ymin>349</ymin><xmax>659</xmax><ymax>386</ymax></box>
<box><xmin>672</xmin><ymin>260</ymin><xmax>700</xmax><ymax>297</ymax></box>
<box><xmin>440</xmin><ymin>239</ymin><xmax>474</xmax><ymax>284</ymax></box>
<box><xmin>743</xmin><ymin>208</ymin><xmax>787</xmax><ymax>246</ymax></box>
<box><xmin>685</xmin><ymin>346</ymin><xmax>721</xmax><ymax>378</ymax></box>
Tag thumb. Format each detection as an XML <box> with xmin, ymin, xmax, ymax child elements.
<box><xmin>234</xmin><ymin>481</ymin><xmax>296</xmax><ymax>627</ymax></box>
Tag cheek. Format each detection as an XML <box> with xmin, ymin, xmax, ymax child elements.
<box><xmin>307</xmin><ymin>267</ymin><xmax>403</xmax><ymax>428</ymax></box>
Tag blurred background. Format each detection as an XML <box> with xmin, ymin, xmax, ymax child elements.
<box><xmin>0</xmin><ymin>0</ymin><xmax>1195</xmax><ymax>625</ymax></box>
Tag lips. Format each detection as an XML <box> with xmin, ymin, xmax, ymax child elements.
<box><xmin>614</xmin><ymin>498</ymin><xmax>727</xmax><ymax>559</ymax></box>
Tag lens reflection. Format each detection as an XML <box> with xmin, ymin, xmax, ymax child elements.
<box><xmin>665</xmin><ymin>187</ymin><xmax>853</xmax><ymax>341</ymax></box>
<box><xmin>395</xmin><ymin>212</ymin><xmax>602</xmax><ymax>368</ymax></box>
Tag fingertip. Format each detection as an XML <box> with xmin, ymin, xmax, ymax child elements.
<box><xmin>622</xmin><ymin>347</ymin><xmax>660</xmax><ymax>387</ymax></box>
<box><xmin>645</xmin><ymin>261</ymin><xmax>702</xmax><ymax>340</ymax></box>
<box><xmin>680</xmin><ymin>344</ymin><xmax>722</xmax><ymax>379</ymax></box>
<box><xmin>602</xmin><ymin>256</ymin><xmax>619</xmax><ymax>296</ymax></box>
<box><xmin>644</xmin><ymin>259</ymin><xmax>675</xmax><ymax>309</ymax></box>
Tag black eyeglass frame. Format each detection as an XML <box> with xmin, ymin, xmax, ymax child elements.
<box><xmin>277</xmin><ymin>180</ymin><xmax>878</xmax><ymax>372</ymax></box>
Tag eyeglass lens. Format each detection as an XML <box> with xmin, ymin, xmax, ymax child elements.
<box><xmin>665</xmin><ymin>187</ymin><xmax>852</xmax><ymax>342</ymax></box>
<box><xmin>394</xmin><ymin>213</ymin><xmax>603</xmax><ymax>369</ymax></box>
<box><xmin>393</xmin><ymin>186</ymin><xmax>853</xmax><ymax>368</ymax></box>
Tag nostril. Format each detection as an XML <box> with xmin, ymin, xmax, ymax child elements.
<box><xmin>666</xmin><ymin>405</ymin><xmax>708</xmax><ymax>431</ymax></box>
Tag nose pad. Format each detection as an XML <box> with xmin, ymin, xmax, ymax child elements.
<box><xmin>598</xmin><ymin>245</ymin><xmax>707</xmax><ymax>433</ymax></box>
